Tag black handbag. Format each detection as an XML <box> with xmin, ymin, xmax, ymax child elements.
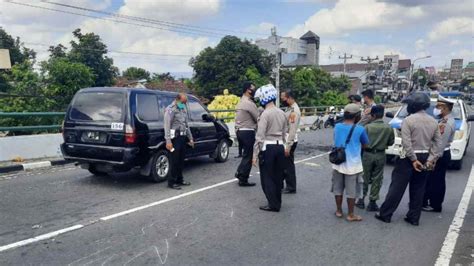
<box><xmin>329</xmin><ymin>124</ymin><xmax>356</xmax><ymax>165</ymax></box>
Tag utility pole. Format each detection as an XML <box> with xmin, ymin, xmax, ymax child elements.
<box><xmin>271</xmin><ymin>27</ymin><xmax>281</xmax><ymax>107</ymax></box>
<box><xmin>361</xmin><ymin>56</ymin><xmax>379</xmax><ymax>91</ymax></box>
<box><xmin>338</xmin><ymin>53</ymin><xmax>352</xmax><ymax>76</ymax></box>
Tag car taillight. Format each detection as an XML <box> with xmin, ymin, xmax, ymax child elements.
<box><xmin>125</xmin><ymin>125</ymin><xmax>136</xmax><ymax>144</ymax></box>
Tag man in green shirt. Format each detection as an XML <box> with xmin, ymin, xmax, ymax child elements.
<box><xmin>361</xmin><ymin>105</ymin><xmax>395</xmax><ymax>211</ymax></box>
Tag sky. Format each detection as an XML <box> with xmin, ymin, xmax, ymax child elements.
<box><xmin>0</xmin><ymin>0</ymin><xmax>473</xmax><ymax>78</ymax></box>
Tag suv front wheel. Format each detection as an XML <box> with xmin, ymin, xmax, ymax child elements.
<box><xmin>150</xmin><ymin>150</ymin><xmax>171</xmax><ymax>182</ymax></box>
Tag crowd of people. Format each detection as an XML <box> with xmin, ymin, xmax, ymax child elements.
<box><xmin>164</xmin><ymin>82</ymin><xmax>455</xmax><ymax>226</ymax></box>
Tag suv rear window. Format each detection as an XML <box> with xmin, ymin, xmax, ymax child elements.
<box><xmin>70</xmin><ymin>92</ymin><xmax>123</xmax><ymax>121</ymax></box>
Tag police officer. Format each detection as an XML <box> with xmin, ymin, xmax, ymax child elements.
<box><xmin>252</xmin><ymin>84</ymin><xmax>288</xmax><ymax>212</ymax></box>
<box><xmin>423</xmin><ymin>96</ymin><xmax>456</xmax><ymax>213</ymax></box>
<box><xmin>280</xmin><ymin>90</ymin><xmax>301</xmax><ymax>194</ymax></box>
<box><xmin>375</xmin><ymin>92</ymin><xmax>442</xmax><ymax>226</ymax></box>
<box><xmin>164</xmin><ymin>93</ymin><xmax>194</xmax><ymax>190</ymax></box>
<box><xmin>234</xmin><ymin>82</ymin><xmax>259</xmax><ymax>187</ymax></box>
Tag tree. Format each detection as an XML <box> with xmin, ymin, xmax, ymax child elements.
<box><xmin>151</xmin><ymin>72</ymin><xmax>175</xmax><ymax>82</ymax></box>
<box><xmin>244</xmin><ymin>66</ymin><xmax>268</xmax><ymax>88</ymax></box>
<box><xmin>41</xmin><ymin>58</ymin><xmax>95</xmax><ymax>110</ymax></box>
<box><xmin>412</xmin><ymin>69</ymin><xmax>428</xmax><ymax>87</ymax></box>
<box><xmin>190</xmin><ymin>36</ymin><xmax>273</xmax><ymax>99</ymax></box>
<box><xmin>68</xmin><ymin>29</ymin><xmax>117</xmax><ymax>86</ymax></box>
<box><xmin>0</xmin><ymin>27</ymin><xmax>36</xmax><ymax>66</ymax></box>
<box><xmin>48</xmin><ymin>44</ymin><xmax>67</xmax><ymax>59</ymax></box>
<box><xmin>122</xmin><ymin>67</ymin><xmax>150</xmax><ymax>81</ymax></box>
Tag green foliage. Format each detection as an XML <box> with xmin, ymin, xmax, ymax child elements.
<box><xmin>190</xmin><ymin>36</ymin><xmax>273</xmax><ymax>99</ymax></box>
<box><xmin>122</xmin><ymin>67</ymin><xmax>150</xmax><ymax>81</ymax></box>
<box><xmin>41</xmin><ymin>58</ymin><xmax>95</xmax><ymax>110</ymax></box>
<box><xmin>412</xmin><ymin>69</ymin><xmax>428</xmax><ymax>87</ymax></box>
<box><xmin>374</xmin><ymin>95</ymin><xmax>382</xmax><ymax>104</ymax></box>
<box><xmin>151</xmin><ymin>72</ymin><xmax>175</xmax><ymax>82</ymax></box>
<box><xmin>68</xmin><ymin>29</ymin><xmax>117</xmax><ymax>86</ymax></box>
<box><xmin>244</xmin><ymin>66</ymin><xmax>268</xmax><ymax>88</ymax></box>
<box><xmin>0</xmin><ymin>27</ymin><xmax>36</xmax><ymax>66</ymax></box>
<box><xmin>280</xmin><ymin>67</ymin><xmax>351</xmax><ymax>106</ymax></box>
<box><xmin>320</xmin><ymin>90</ymin><xmax>349</xmax><ymax>106</ymax></box>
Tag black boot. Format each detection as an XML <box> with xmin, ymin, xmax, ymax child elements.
<box><xmin>366</xmin><ymin>201</ymin><xmax>379</xmax><ymax>212</ymax></box>
<box><xmin>356</xmin><ymin>198</ymin><xmax>365</xmax><ymax>209</ymax></box>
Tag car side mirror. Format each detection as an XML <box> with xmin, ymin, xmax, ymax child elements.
<box><xmin>385</xmin><ymin>112</ymin><xmax>394</xmax><ymax>118</ymax></box>
<box><xmin>467</xmin><ymin>115</ymin><xmax>474</xmax><ymax>122</ymax></box>
<box><xmin>202</xmin><ymin>113</ymin><xmax>215</xmax><ymax>122</ymax></box>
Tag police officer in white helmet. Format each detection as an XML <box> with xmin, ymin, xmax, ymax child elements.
<box><xmin>252</xmin><ymin>84</ymin><xmax>288</xmax><ymax>212</ymax></box>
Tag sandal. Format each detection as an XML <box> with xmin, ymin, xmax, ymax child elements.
<box><xmin>335</xmin><ymin>211</ymin><xmax>343</xmax><ymax>218</ymax></box>
<box><xmin>346</xmin><ymin>215</ymin><xmax>363</xmax><ymax>222</ymax></box>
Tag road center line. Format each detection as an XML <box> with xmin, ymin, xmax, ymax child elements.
<box><xmin>435</xmin><ymin>164</ymin><xmax>474</xmax><ymax>266</ymax></box>
<box><xmin>0</xmin><ymin>224</ymin><xmax>84</xmax><ymax>253</ymax></box>
<box><xmin>0</xmin><ymin>151</ymin><xmax>330</xmax><ymax>253</ymax></box>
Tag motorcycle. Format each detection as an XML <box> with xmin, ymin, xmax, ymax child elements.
<box><xmin>324</xmin><ymin>110</ymin><xmax>344</xmax><ymax>128</ymax></box>
<box><xmin>310</xmin><ymin>114</ymin><xmax>324</xmax><ymax>130</ymax></box>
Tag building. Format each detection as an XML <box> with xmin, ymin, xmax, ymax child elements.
<box><xmin>438</xmin><ymin>68</ymin><xmax>450</xmax><ymax>81</ymax></box>
<box><xmin>384</xmin><ymin>55</ymin><xmax>399</xmax><ymax>74</ymax></box>
<box><xmin>463</xmin><ymin>62</ymin><xmax>474</xmax><ymax>79</ymax></box>
<box><xmin>256</xmin><ymin>30</ymin><xmax>320</xmax><ymax>67</ymax></box>
<box><xmin>320</xmin><ymin>63</ymin><xmax>369</xmax><ymax>79</ymax></box>
<box><xmin>449</xmin><ymin>59</ymin><xmax>463</xmax><ymax>81</ymax></box>
<box><xmin>397</xmin><ymin>59</ymin><xmax>411</xmax><ymax>77</ymax></box>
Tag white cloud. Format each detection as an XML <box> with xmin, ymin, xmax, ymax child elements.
<box><xmin>427</xmin><ymin>17</ymin><xmax>474</xmax><ymax>42</ymax></box>
<box><xmin>288</xmin><ymin>0</ymin><xmax>424</xmax><ymax>37</ymax></box>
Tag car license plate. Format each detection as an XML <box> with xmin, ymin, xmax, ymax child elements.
<box><xmin>82</xmin><ymin>131</ymin><xmax>106</xmax><ymax>143</ymax></box>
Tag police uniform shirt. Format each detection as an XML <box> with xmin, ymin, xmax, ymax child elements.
<box><xmin>401</xmin><ymin>110</ymin><xmax>442</xmax><ymax>162</ymax></box>
<box><xmin>235</xmin><ymin>95</ymin><xmax>259</xmax><ymax>130</ymax></box>
<box><xmin>438</xmin><ymin>114</ymin><xmax>456</xmax><ymax>153</ymax></box>
<box><xmin>164</xmin><ymin>103</ymin><xmax>193</xmax><ymax>144</ymax></box>
<box><xmin>253</xmin><ymin>106</ymin><xmax>287</xmax><ymax>159</ymax></box>
<box><xmin>285</xmin><ymin>102</ymin><xmax>301</xmax><ymax>149</ymax></box>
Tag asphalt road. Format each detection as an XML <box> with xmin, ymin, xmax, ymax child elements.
<box><xmin>0</xmin><ymin>129</ymin><xmax>472</xmax><ymax>266</ymax></box>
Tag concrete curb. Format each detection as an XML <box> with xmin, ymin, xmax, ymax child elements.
<box><xmin>0</xmin><ymin>159</ymin><xmax>72</xmax><ymax>174</ymax></box>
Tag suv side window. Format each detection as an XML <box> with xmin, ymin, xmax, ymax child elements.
<box><xmin>188</xmin><ymin>98</ymin><xmax>208</xmax><ymax>122</ymax></box>
<box><xmin>158</xmin><ymin>96</ymin><xmax>175</xmax><ymax>118</ymax></box>
<box><xmin>137</xmin><ymin>94</ymin><xmax>159</xmax><ymax>121</ymax></box>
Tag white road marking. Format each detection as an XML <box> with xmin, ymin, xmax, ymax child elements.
<box><xmin>435</xmin><ymin>165</ymin><xmax>474</xmax><ymax>266</ymax></box>
<box><xmin>0</xmin><ymin>151</ymin><xmax>330</xmax><ymax>253</ymax></box>
<box><xmin>100</xmin><ymin>179</ymin><xmax>238</xmax><ymax>221</ymax></box>
<box><xmin>22</xmin><ymin>161</ymin><xmax>51</xmax><ymax>170</ymax></box>
<box><xmin>0</xmin><ymin>224</ymin><xmax>84</xmax><ymax>253</ymax></box>
<box><xmin>304</xmin><ymin>162</ymin><xmax>321</xmax><ymax>167</ymax></box>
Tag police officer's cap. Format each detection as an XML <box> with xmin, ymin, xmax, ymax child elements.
<box><xmin>370</xmin><ymin>104</ymin><xmax>385</xmax><ymax>116</ymax></box>
<box><xmin>437</xmin><ymin>95</ymin><xmax>456</xmax><ymax>106</ymax></box>
<box><xmin>402</xmin><ymin>92</ymin><xmax>430</xmax><ymax>114</ymax></box>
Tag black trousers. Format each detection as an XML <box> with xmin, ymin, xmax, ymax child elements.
<box><xmin>259</xmin><ymin>144</ymin><xmax>285</xmax><ymax>210</ymax></box>
<box><xmin>169</xmin><ymin>136</ymin><xmax>187</xmax><ymax>186</ymax></box>
<box><xmin>379</xmin><ymin>153</ymin><xmax>430</xmax><ymax>223</ymax></box>
<box><xmin>283</xmin><ymin>142</ymin><xmax>298</xmax><ymax>191</ymax></box>
<box><xmin>235</xmin><ymin>130</ymin><xmax>256</xmax><ymax>182</ymax></box>
<box><xmin>423</xmin><ymin>150</ymin><xmax>451</xmax><ymax>211</ymax></box>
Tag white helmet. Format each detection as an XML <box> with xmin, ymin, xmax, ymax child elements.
<box><xmin>254</xmin><ymin>84</ymin><xmax>277</xmax><ymax>106</ymax></box>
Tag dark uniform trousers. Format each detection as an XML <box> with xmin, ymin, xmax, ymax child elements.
<box><xmin>379</xmin><ymin>153</ymin><xmax>430</xmax><ymax>222</ymax></box>
<box><xmin>169</xmin><ymin>135</ymin><xmax>187</xmax><ymax>186</ymax></box>
<box><xmin>236</xmin><ymin>130</ymin><xmax>256</xmax><ymax>182</ymax></box>
<box><xmin>283</xmin><ymin>143</ymin><xmax>298</xmax><ymax>191</ymax></box>
<box><xmin>259</xmin><ymin>144</ymin><xmax>285</xmax><ymax>210</ymax></box>
<box><xmin>423</xmin><ymin>150</ymin><xmax>451</xmax><ymax>211</ymax></box>
<box><xmin>362</xmin><ymin>150</ymin><xmax>386</xmax><ymax>201</ymax></box>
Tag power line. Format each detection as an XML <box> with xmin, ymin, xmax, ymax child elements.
<box><xmin>5</xmin><ymin>1</ymin><xmax>224</xmax><ymax>38</ymax></box>
<box><xmin>42</xmin><ymin>0</ymin><xmax>267</xmax><ymax>37</ymax></box>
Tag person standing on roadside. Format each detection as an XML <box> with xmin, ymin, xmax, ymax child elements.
<box><xmin>234</xmin><ymin>82</ymin><xmax>259</xmax><ymax>187</ymax></box>
<box><xmin>164</xmin><ymin>93</ymin><xmax>194</xmax><ymax>190</ymax></box>
<box><xmin>280</xmin><ymin>90</ymin><xmax>301</xmax><ymax>194</ymax></box>
<box><xmin>253</xmin><ymin>84</ymin><xmax>288</xmax><ymax>212</ymax></box>
<box><xmin>375</xmin><ymin>92</ymin><xmax>442</xmax><ymax>226</ymax></box>
<box><xmin>360</xmin><ymin>105</ymin><xmax>394</xmax><ymax>211</ymax></box>
<box><xmin>331</xmin><ymin>104</ymin><xmax>369</xmax><ymax>222</ymax></box>
<box><xmin>423</xmin><ymin>96</ymin><xmax>456</xmax><ymax>213</ymax></box>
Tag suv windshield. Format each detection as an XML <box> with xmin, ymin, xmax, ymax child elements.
<box><xmin>70</xmin><ymin>92</ymin><xmax>124</xmax><ymax>121</ymax></box>
<box><xmin>397</xmin><ymin>102</ymin><xmax>462</xmax><ymax>120</ymax></box>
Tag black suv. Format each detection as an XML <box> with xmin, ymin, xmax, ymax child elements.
<box><xmin>61</xmin><ymin>87</ymin><xmax>232</xmax><ymax>181</ymax></box>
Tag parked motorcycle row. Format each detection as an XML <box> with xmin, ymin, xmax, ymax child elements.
<box><xmin>310</xmin><ymin>106</ymin><xmax>344</xmax><ymax>130</ymax></box>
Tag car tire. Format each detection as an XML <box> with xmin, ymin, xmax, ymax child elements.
<box><xmin>214</xmin><ymin>139</ymin><xmax>230</xmax><ymax>163</ymax></box>
<box><xmin>150</xmin><ymin>150</ymin><xmax>171</xmax><ymax>182</ymax></box>
<box><xmin>450</xmin><ymin>159</ymin><xmax>463</xmax><ymax>170</ymax></box>
<box><xmin>88</xmin><ymin>165</ymin><xmax>108</xmax><ymax>176</ymax></box>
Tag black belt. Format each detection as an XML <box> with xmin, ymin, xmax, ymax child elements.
<box><xmin>364</xmin><ymin>148</ymin><xmax>385</xmax><ymax>153</ymax></box>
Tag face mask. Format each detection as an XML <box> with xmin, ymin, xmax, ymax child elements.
<box><xmin>433</xmin><ymin>108</ymin><xmax>442</xmax><ymax>117</ymax></box>
<box><xmin>177</xmin><ymin>102</ymin><xmax>186</xmax><ymax>110</ymax></box>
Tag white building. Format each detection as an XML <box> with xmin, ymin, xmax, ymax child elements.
<box><xmin>256</xmin><ymin>31</ymin><xmax>320</xmax><ymax>67</ymax></box>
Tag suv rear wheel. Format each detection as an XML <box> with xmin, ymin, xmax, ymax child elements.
<box><xmin>88</xmin><ymin>164</ymin><xmax>108</xmax><ymax>176</ymax></box>
<box><xmin>214</xmin><ymin>139</ymin><xmax>230</xmax><ymax>162</ymax></box>
<box><xmin>150</xmin><ymin>150</ymin><xmax>171</xmax><ymax>182</ymax></box>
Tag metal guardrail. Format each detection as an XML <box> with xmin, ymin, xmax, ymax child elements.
<box><xmin>0</xmin><ymin>112</ymin><xmax>65</xmax><ymax>132</ymax></box>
